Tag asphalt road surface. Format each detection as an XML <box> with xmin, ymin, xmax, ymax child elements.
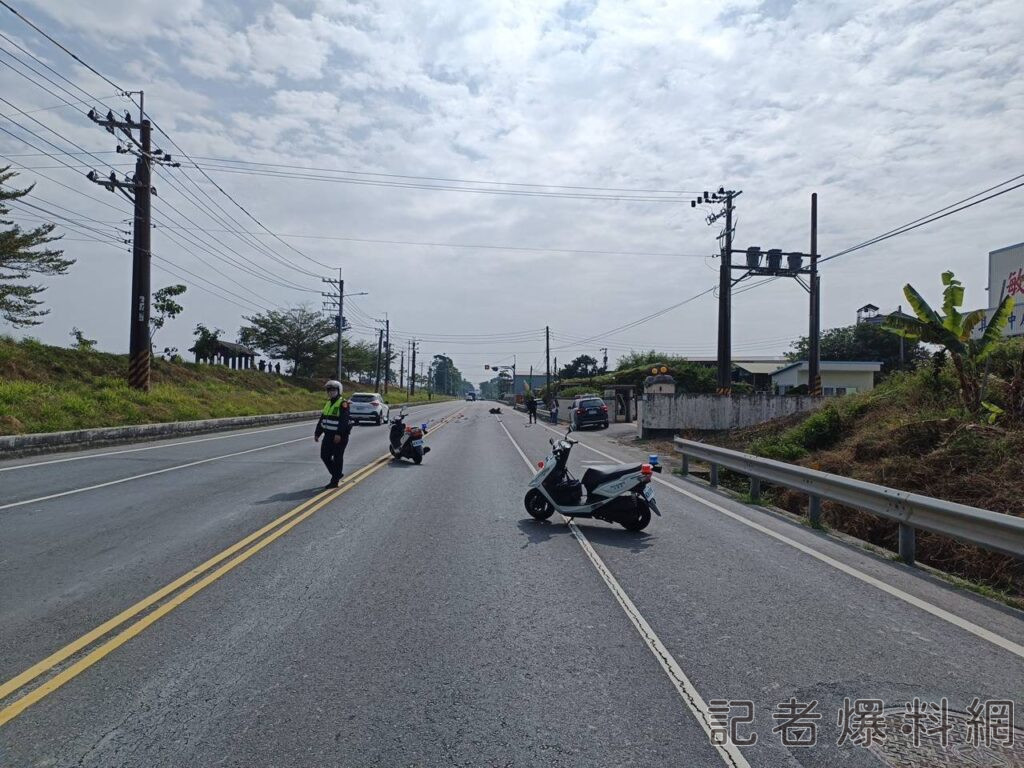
<box><xmin>1</xmin><ymin>401</ymin><xmax>1022</xmax><ymax>767</ymax></box>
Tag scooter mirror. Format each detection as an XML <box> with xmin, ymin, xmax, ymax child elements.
<box><xmin>548</xmin><ymin>437</ymin><xmax>555</xmax><ymax>445</ymax></box>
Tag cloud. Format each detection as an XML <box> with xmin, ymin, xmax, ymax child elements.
<box><xmin>1</xmin><ymin>0</ymin><xmax>1021</xmax><ymax>376</ymax></box>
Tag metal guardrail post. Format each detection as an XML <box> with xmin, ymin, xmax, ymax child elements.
<box><xmin>680</xmin><ymin>454</ymin><xmax>689</xmax><ymax>476</ymax></box>
<box><xmin>709</xmin><ymin>462</ymin><xmax>718</xmax><ymax>487</ymax></box>
<box><xmin>899</xmin><ymin>524</ymin><xmax>916</xmax><ymax>565</ymax></box>
<box><xmin>808</xmin><ymin>494</ymin><xmax>822</xmax><ymax>527</ymax></box>
<box><xmin>750</xmin><ymin>477</ymin><xmax>761</xmax><ymax>502</ymax></box>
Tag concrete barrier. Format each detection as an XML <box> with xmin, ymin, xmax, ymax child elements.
<box><xmin>0</xmin><ymin>411</ymin><xmax>322</xmax><ymax>458</ymax></box>
<box><xmin>638</xmin><ymin>392</ymin><xmax>827</xmax><ymax>436</ymax></box>
<box><xmin>0</xmin><ymin>399</ymin><xmax>447</xmax><ymax>458</ymax></box>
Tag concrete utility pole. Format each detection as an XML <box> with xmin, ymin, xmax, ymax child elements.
<box><xmin>690</xmin><ymin>187</ymin><xmax>741</xmax><ymax>395</ymax></box>
<box><xmin>545</xmin><ymin>326</ymin><xmax>551</xmax><ymax>397</ymax></box>
<box><xmin>87</xmin><ymin>94</ymin><xmax>174</xmax><ymax>391</ymax></box>
<box><xmin>808</xmin><ymin>193</ymin><xmax>821</xmax><ymax>396</ymax></box>
<box><xmin>128</xmin><ymin>116</ymin><xmax>152</xmax><ymax>391</ymax></box>
<box><xmin>383</xmin><ymin>315</ymin><xmax>390</xmax><ymax>394</ymax></box>
<box><xmin>716</xmin><ymin>190</ymin><xmax>740</xmax><ymax>395</ymax></box>
<box><xmin>320</xmin><ymin>270</ymin><xmax>344</xmax><ymax>381</ymax></box>
<box><xmin>409</xmin><ymin>339</ymin><xmax>418</xmax><ymax>396</ymax></box>
<box><xmin>337</xmin><ymin>274</ymin><xmax>344</xmax><ymax>381</ymax></box>
<box><xmin>321</xmin><ymin>273</ymin><xmax>364</xmax><ymax>383</ymax></box>
<box><xmin>600</xmin><ymin>347</ymin><xmax>608</xmax><ymax>373</ymax></box>
<box><xmin>374</xmin><ymin>328</ymin><xmax>383</xmax><ymax>392</ymax></box>
<box><xmin>399</xmin><ymin>348</ymin><xmax>404</xmax><ymax>390</ymax></box>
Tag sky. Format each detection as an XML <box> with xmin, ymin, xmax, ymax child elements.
<box><xmin>1</xmin><ymin>0</ymin><xmax>1022</xmax><ymax>385</ymax></box>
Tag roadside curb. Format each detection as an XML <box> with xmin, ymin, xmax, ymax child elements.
<box><xmin>0</xmin><ymin>411</ymin><xmax>318</xmax><ymax>458</ymax></box>
<box><xmin>0</xmin><ymin>400</ymin><xmax>446</xmax><ymax>459</ymax></box>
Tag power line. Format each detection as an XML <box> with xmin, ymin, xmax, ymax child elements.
<box><xmin>550</xmin><ymin>285</ymin><xmax>718</xmax><ymax>351</ymax></box>
<box><xmin>188</xmin><ymin>155</ymin><xmax>702</xmax><ymax>196</ymax></box>
<box><xmin>820</xmin><ymin>175</ymin><xmax>1024</xmax><ymax>264</ymax></box>
<box><xmin>0</xmin><ymin>0</ymin><xmax>124</xmax><ymax>93</ymax></box>
<box><xmin>140</xmin><ymin>224</ymin><xmax>715</xmax><ymax>259</ymax></box>
<box><xmin>0</xmin><ymin>5</ymin><xmax>334</xmax><ymax>275</ymax></box>
<box><xmin>182</xmin><ymin>162</ymin><xmax>693</xmax><ymax>203</ymax></box>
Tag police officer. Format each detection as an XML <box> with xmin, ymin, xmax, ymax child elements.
<box><xmin>314</xmin><ymin>379</ymin><xmax>351</xmax><ymax>488</ymax></box>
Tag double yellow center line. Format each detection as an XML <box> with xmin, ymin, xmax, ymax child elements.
<box><xmin>0</xmin><ymin>409</ymin><xmax>462</xmax><ymax>727</ymax></box>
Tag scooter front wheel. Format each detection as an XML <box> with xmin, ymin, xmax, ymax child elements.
<box><xmin>621</xmin><ymin>498</ymin><xmax>652</xmax><ymax>532</ymax></box>
<box><xmin>524</xmin><ymin>489</ymin><xmax>554</xmax><ymax>521</ymax></box>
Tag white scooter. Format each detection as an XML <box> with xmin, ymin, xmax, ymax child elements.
<box><xmin>524</xmin><ymin>428</ymin><xmax>662</xmax><ymax>531</ymax></box>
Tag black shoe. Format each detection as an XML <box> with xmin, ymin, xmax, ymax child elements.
<box><xmin>324</xmin><ymin>481</ymin><xmax>339</xmax><ymax>489</ymax></box>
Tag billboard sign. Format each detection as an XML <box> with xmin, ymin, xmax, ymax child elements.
<box><xmin>975</xmin><ymin>242</ymin><xmax>1024</xmax><ymax>339</ymax></box>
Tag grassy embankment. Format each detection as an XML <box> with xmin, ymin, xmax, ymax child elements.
<box><xmin>640</xmin><ymin>363</ymin><xmax>1023</xmax><ymax>601</ymax></box>
<box><xmin>0</xmin><ymin>336</ymin><xmax>447</xmax><ymax>435</ymax></box>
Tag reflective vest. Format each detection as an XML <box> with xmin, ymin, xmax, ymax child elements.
<box><xmin>321</xmin><ymin>398</ymin><xmax>345</xmax><ymax>431</ymax></box>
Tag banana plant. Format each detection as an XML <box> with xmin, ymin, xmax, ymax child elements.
<box><xmin>883</xmin><ymin>271</ymin><xmax>1014</xmax><ymax>413</ymax></box>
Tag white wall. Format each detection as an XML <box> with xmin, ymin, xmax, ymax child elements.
<box><xmin>638</xmin><ymin>393</ymin><xmax>826</xmax><ymax>435</ymax></box>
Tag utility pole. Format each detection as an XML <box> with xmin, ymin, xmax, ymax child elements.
<box><xmin>545</xmin><ymin>326</ymin><xmax>551</xmax><ymax>398</ymax></box>
<box><xmin>600</xmin><ymin>347</ymin><xmax>608</xmax><ymax>373</ymax></box>
<box><xmin>321</xmin><ymin>274</ymin><xmax>365</xmax><ymax>383</ymax></box>
<box><xmin>691</xmin><ymin>187</ymin><xmax>741</xmax><ymax>395</ymax></box>
<box><xmin>374</xmin><ymin>328</ymin><xmax>383</xmax><ymax>392</ymax></box>
<box><xmin>128</xmin><ymin>116</ymin><xmax>151</xmax><ymax>391</ymax></box>
<box><xmin>383</xmin><ymin>315</ymin><xmax>390</xmax><ymax>394</ymax></box>
<box><xmin>512</xmin><ymin>355</ymin><xmax>517</xmax><ymax>401</ymax></box>
<box><xmin>321</xmin><ymin>270</ymin><xmax>344</xmax><ymax>381</ymax></box>
<box><xmin>808</xmin><ymin>193</ymin><xmax>821</xmax><ymax>395</ymax></box>
<box><xmin>718</xmin><ymin>190</ymin><xmax>740</xmax><ymax>395</ymax></box>
<box><xmin>87</xmin><ymin>95</ymin><xmax>176</xmax><ymax>391</ymax></box>
<box><xmin>409</xmin><ymin>339</ymin><xmax>418</xmax><ymax>396</ymax></box>
<box><xmin>399</xmin><ymin>348</ymin><xmax>405</xmax><ymax>390</ymax></box>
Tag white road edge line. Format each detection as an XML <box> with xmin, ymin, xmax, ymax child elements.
<box><xmin>496</xmin><ymin>417</ymin><xmax>749</xmax><ymax>768</ymax></box>
<box><xmin>0</xmin><ymin>437</ymin><xmax>309</xmax><ymax>512</ymax></box>
<box><xmin>0</xmin><ymin>421</ymin><xmax>313</xmax><ymax>473</ymax></box>
<box><xmin>529</xmin><ymin>417</ymin><xmax>1024</xmax><ymax>660</ymax></box>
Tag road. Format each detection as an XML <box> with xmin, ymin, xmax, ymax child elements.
<box><xmin>1</xmin><ymin>401</ymin><xmax>1022</xmax><ymax>767</ymax></box>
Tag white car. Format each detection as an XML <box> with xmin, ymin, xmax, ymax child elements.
<box><xmin>348</xmin><ymin>392</ymin><xmax>390</xmax><ymax>425</ymax></box>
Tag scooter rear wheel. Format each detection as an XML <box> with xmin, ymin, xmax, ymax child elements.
<box><xmin>621</xmin><ymin>498</ymin><xmax>652</xmax><ymax>532</ymax></box>
<box><xmin>524</xmin><ymin>489</ymin><xmax>554</xmax><ymax>521</ymax></box>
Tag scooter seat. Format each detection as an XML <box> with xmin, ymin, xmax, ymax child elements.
<box><xmin>582</xmin><ymin>464</ymin><xmax>640</xmax><ymax>491</ymax></box>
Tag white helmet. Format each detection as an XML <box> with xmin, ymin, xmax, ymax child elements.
<box><xmin>325</xmin><ymin>379</ymin><xmax>342</xmax><ymax>393</ymax></box>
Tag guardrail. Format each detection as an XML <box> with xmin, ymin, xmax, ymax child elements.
<box><xmin>673</xmin><ymin>438</ymin><xmax>1024</xmax><ymax>565</ymax></box>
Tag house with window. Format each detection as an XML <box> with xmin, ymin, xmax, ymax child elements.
<box><xmin>771</xmin><ymin>360</ymin><xmax>882</xmax><ymax>395</ymax></box>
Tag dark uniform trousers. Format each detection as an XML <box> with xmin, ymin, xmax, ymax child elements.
<box><xmin>320</xmin><ymin>433</ymin><xmax>348</xmax><ymax>482</ymax></box>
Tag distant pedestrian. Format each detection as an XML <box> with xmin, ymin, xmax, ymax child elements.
<box><xmin>258</xmin><ymin>359</ymin><xmax>266</xmax><ymax>372</ymax></box>
<box><xmin>275</xmin><ymin>362</ymin><xmax>281</xmax><ymax>374</ymax></box>
<box><xmin>527</xmin><ymin>396</ymin><xmax>537</xmax><ymax>424</ymax></box>
<box><xmin>550</xmin><ymin>399</ymin><xmax>558</xmax><ymax>424</ymax></box>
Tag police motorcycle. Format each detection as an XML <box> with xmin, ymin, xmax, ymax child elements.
<box><xmin>524</xmin><ymin>427</ymin><xmax>662</xmax><ymax>531</ymax></box>
<box><xmin>389</xmin><ymin>409</ymin><xmax>431</xmax><ymax>464</ymax></box>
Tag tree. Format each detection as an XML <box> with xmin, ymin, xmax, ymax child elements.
<box><xmin>787</xmin><ymin>323</ymin><xmax>928</xmax><ymax>373</ymax></box>
<box><xmin>1</xmin><ymin>167</ymin><xmax>74</xmax><ymax>326</ymax></box>
<box><xmin>558</xmin><ymin>354</ymin><xmax>599</xmax><ymax>379</ymax></box>
<box><xmin>311</xmin><ymin>336</ymin><xmax>378</xmax><ymax>380</ymax></box>
<box><xmin>239</xmin><ymin>307</ymin><xmax>333</xmax><ymax>378</ymax></box>
<box><xmin>191</xmin><ymin>324</ymin><xmax>221</xmax><ymax>362</ymax></box>
<box><xmin>614</xmin><ymin>350</ymin><xmax>667</xmax><ymax>370</ymax></box>
<box><xmin>430</xmin><ymin>354</ymin><xmax>463</xmax><ymax>396</ymax></box>
<box><xmin>69</xmin><ymin>327</ymin><xmax>96</xmax><ymax>351</ymax></box>
<box><xmin>883</xmin><ymin>270</ymin><xmax>1014</xmax><ymax>413</ymax></box>
<box><xmin>150</xmin><ymin>284</ymin><xmax>186</xmax><ymax>345</ymax></box>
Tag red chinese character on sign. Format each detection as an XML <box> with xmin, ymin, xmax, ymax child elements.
<box><xmin>1008</xmin><ymin>268</ymin><xmax>1024</xmax><ymax>298</ymax></box>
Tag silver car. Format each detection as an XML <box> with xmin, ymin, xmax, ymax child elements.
<box><xmin>348</xmin><ymin>392</ymin><xmax>390</xmax><ymax>425</ymax></box>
